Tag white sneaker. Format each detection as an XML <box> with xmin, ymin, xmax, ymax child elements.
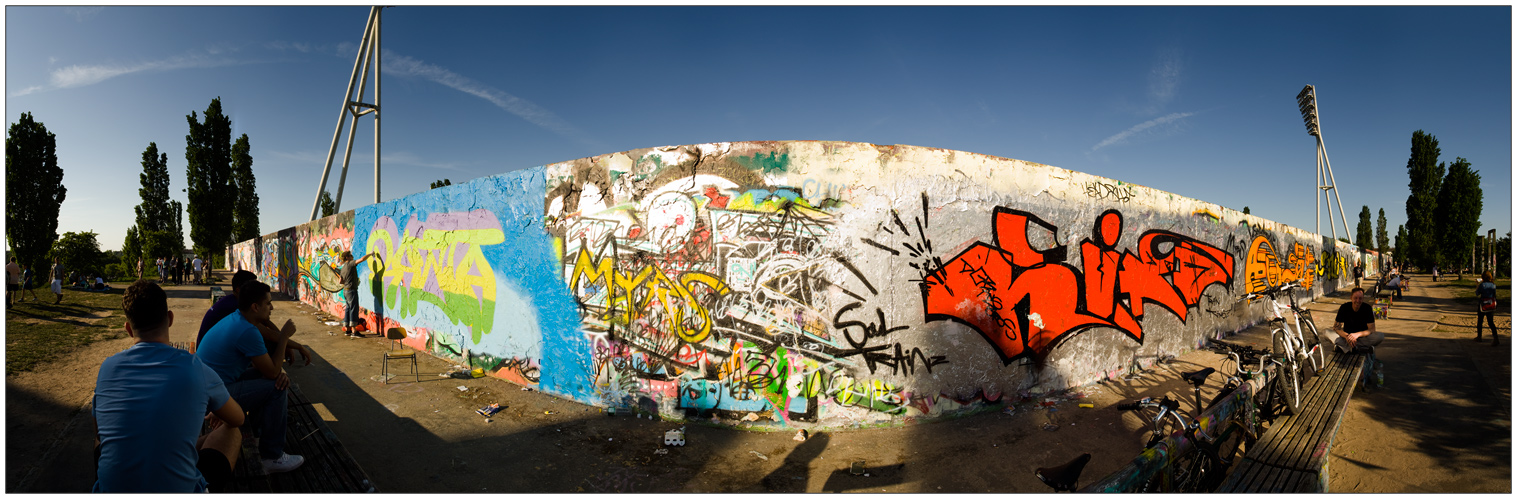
<box><xmin>261</xmin><ymin>452</ymin><xmax>305</xmax><ymax>473</ymax></box>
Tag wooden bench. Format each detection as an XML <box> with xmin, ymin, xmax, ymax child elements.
<box><xmin>221</xmin><ymin>383</ymin><xmax>377</xmax><ymax>492</ymax></box>
<box><xmin>1217</xmin><ymin>350</ymin><xmax>1367</xmax><ymax>492</ymax></box>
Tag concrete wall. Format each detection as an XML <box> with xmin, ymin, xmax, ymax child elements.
<box><xmin>231</xmin><ymin>141</ymin><xmax>1372</xmax><ymax>430</ymax></box>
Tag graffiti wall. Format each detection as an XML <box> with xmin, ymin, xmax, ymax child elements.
<box><xmin>232</xmin><ymin>141</ymin><xmax>1365</xmax><ymax>429</ymax></box>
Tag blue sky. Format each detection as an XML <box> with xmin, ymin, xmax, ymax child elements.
<box><xmin>5</xmin><ymin>5</ymin><xmax>1511</xmax><ymax>253</ymax></box>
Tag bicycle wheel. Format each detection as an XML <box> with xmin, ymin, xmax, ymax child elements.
<box><xmin>1301</xmin><ymin>318</ymin><xmax>1326</xmax><ymax>373</ymax></box>
<box><xmin>1272</xmin><ymin>331</ymin><xmax>1303</xmax><ymax>415</ymax></box>
<box><xmin>1193</xmin><ymin>421</ymin><xmax>1250</xmax><ymax>492</ymax></box>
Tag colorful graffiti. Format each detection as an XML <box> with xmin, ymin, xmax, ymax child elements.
<box><xmin>227</xmin><ymin>141</ymin><xmax>1369</xmax><ymax>430</ymax></box>
<box><xmin>366</xmin><ymin>210</ymin><xmax>503</xmax><ymax>344</ymax></box>
<box><xmin>921</xmin><ymin>209</ymin><xmax>1235</xmax><ymax>363</ymax></box>
<box><xmin>1243</xmin><ymin>236</ymin><xmax>1317</xmax><ymax>293</ymax></box>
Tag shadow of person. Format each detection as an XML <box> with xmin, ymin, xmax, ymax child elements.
<box><xmin>367</xmin><ymin>254</ymin><xmax>386</xmax><ymax>331</ymax></box>
<box><xmin>758</xmin><ymin>431</ymin><xmax>830</xmax><ymax>492</ymax></box>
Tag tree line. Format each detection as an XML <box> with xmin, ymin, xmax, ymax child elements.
<box><xmin>5</xmin><ymin>98</ymin><xmax>278</xmax><ymax>281</ymax></box>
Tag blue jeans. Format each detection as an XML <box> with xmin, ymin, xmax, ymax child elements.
<box><xmin>226</xmin><ymin>368</ymin><xmax>288</xmax><ymax>458</ymax></box>
<box><xmin>343</xmin><ymin>291</ymin><xmax>360</xmax><ymax>329</ymax></box>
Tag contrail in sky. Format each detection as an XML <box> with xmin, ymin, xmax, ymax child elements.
<box><xmin>1091</xmin><ymin>112</ymin><xmax>1195</xmax><ymax>151</ymax></box>
<box><xmin>383</xmin><ymin>51</ymin><xmax>599</xmax><ymax>149</ymax></box>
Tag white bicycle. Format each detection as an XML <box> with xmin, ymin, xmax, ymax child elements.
<box><xmin>1239</xmin><ymin>280</ymin><xmax>1325</xmax><ymax>415</ymax></box>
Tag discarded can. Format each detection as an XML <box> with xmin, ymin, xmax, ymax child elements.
<box><xmin>793</xmin><ymin>429</ymin><xmax>809</xmax><ymax>442</ymax></box>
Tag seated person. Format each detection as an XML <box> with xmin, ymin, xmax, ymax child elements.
<box><xmin>198</xmin><ymin>271</ymin><xmax>310</xmax><ymax>365</ymax></box>
<box><xmin>1333</xmin><ymin>287</ymin><xmax>1383</xmax><ymax>353</ymax></box>
<box><xmin>196</xmin><ymin>281</ymin><xmax>305</xmax><ymax>474</ymax></box>
<box><xmin>92</xmin><ymin>281</ymin><xmax>245</xmax><ymax>492</ymax></box>
<box><xmin>92</xmin><ymin>276</ymin><xmax>107</xmax><ymax>290</ymax></box>
<box><xmin>1380</xmin><ymin>273</ymin><xmax>1404</xmax><ymax>299</ymax></box>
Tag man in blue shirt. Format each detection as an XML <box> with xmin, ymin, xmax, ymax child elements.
<box><xmin>93</xmin><ymin>281</ymin><xmax>245</xmax><ymax>492</ymax></box>
<box><xmin>197</xmin><ymin>280</ymin><xmax>305</xmax><ymax>473</ymax></box>
<box><xmin>197</xmin><ymin>270</ymin><xmax>311</xmax><ymax>365</ymax></box>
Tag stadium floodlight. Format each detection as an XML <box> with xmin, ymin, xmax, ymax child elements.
<box><xmin>311</xmin><ymin>6</ymin><xmax>385</xmax><ymax>221</ymax></box>
<box><xmin>1297</xmin><ymin>84</ymin><xmax>1351</xmax><ymax>243</ymax></box>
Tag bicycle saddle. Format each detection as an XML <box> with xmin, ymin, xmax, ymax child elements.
<box><xmin>1182</xmin><ymin>367</ymin><xmax>1216</xmax><ymax>387</ymax></box>
<box><xmin>1035</xmin><ymin>453</ymin><xmax>1091</xmax><ymax>492</ymax></box>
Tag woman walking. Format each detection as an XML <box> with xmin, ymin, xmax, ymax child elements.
<box><xmin>1475</xmin><ymin>271</ymin><xmax>1500</xmax><ymax>346</ymax></box>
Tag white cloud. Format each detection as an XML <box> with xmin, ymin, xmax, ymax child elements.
<box><xmin>1091</xmin><ymin>112</ymin><xmax>1196</xmax><ymax>151</ymax></box>
<box><xmin>9</xmin><ymin>86</ymin><xmax>45</xmax><ymax>98</ymax></box>
<box><xmin>64</xmin><ymin>7</ymin><xmax>102</xmax><ymax>22</ymax></box>
<box><xmin>49</xmin><ymin>52</ymin><xmax>247</xmax><ymax>89</ymax></box>
<box><xmin>1148</xmin><ymin>46</ymin><xmax>1183</xmax><ymax>110</ymax></box>
<box><xmin>381</xmin><ymin>50</ymin><xmax>598</xmax><ymax>148</ymax></box>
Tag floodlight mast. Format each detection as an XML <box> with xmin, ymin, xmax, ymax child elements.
<box><xmin>310</xmin><ymin>6</ymin><xmax>384</xmax><ymax>221</ymax></box>
<box><xmin>1296</xmin><ymin>85</ymin><xmax>1352</xmax><ymax>245</ymax></box>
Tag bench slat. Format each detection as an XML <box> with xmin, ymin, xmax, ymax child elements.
<box><xmin>1219</xmin><ymin>349</ymin><xmax>1365</xmax><ymax>492</ymax></box>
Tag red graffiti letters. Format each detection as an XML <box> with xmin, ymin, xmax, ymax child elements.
<box><xmin>923</xmin><ymin>209</ymin><xmax>1234</xmax><ymax>363</ymax></box>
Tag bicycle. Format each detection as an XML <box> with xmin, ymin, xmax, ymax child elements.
<box><xmin>1240</xmin><ymin>280</ymin><xmax>1325</xmax><ymax>415</ymax></box>
<box><xmin>1209</xmin><ymin>338</ymin><xmax>1280</xmax><ymax>421</ymax></box>
<box><xmin>1036</xmin><ymin>368</ymin><xmax>1256</xmax><ymax>492</ymax></box>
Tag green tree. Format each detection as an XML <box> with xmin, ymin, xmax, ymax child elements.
<box><xmin>1394</xmin><ymin>225</ymin><xmax>1408</xmax><ymax>267</ymax></box>
<box><xmin>1434</xmin><ymin>157</ymin><xmax>1482</xmax><ymax>270</ymax></box>
<box><xmin>319</xmin><ymin>190</ymin><xmax>337</xmax><ymax>218</ymax></box>
<box><xmin>1243</xmin><ymin>206</ymin><xmax>1250</xmax><ymax>215</ymax></box>
<box><xmin>1356</xmin><ymin>205</ymin><xmax>1373</xmax><ymax>249</ymax></box>
<box><xmin>6</xmin><ymin>112</ymin><xmax>67</xmax><ymax>275</ymax></box>
<box><xmin>1375</xmin><ymin>208</ymin><xmax>1389</xmax><ymax>256</ymax></box>
<box><xmin>185</xmin><ymin>98</ymin><xmax>234</xmax><ymax>263</ymax></box>
<box><xmin>121</xmin><ymin>226</ymin><xmax>142</xmax><ymax>278</ymax></box>
<box><xmin>430</xmin><ymin>178</ymin><xmax>452</xmax><ymax>189</ymax></box>
<box><xmin>1404</xmin><ymin>130</ymin><xmax>1444</xmax><ymax>269</ymax></box>
<box><xmin>230</xmin><ymin>134</ymin><xmax>259</xmax><ymax>243</ymax></box>
<box><xmin>134</xmin><ymin>142</ymin><xmax>174</xmax><ymax>232</ymax></box>
<box><xmin>51</xmin><ymin>231</ymin><xmax>105</xmax><ymax>277</ymax></box>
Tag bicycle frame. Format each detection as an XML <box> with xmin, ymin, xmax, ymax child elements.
<box><xmin>1081</xmin><ymin>377</ymin><xmax>1264</xmax><ymax>492</ymax></box>
<box><xmin>1262</xmin><ymin>282</ymin><xmax>1324</xmax><ymax>375</ymax></box>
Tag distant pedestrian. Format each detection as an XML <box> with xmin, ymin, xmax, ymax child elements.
<box><xmin>21</xmin><ymin>265</ymin><xmax>38</xmax><ymax>302</ymax></box>
<box><xmin>1433</xmin><ymin>265</ymin><xmax>1440</xmax><ymax>282</ymax></box>
<box><xmin>1353</xmin><ymin>263</ymin><xmax>1363</xmax><ymax>288</ymax></box>
<box><xmin>50</xmin><ymin>257</ymin><xmax>65</xmax><ymax>304</ymax></box>
<box><xmin>192</xmin><ymin>256</ymin><xmax>203</xmax><ymax>284</ymax></box>
<box><xmin>6</xmin><ymin>256</ymin><xmax>20</xmax><ymax>307</ymax></box>
<box><xmin>1475</xmin><ymin>271</ymin><xmax>1500</xmax><ymax>346</ymax></box>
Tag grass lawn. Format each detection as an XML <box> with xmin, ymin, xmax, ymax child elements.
<box><xmin>1445</xmin><ymin>277</ymin><xmax>1512</xmax><ymax>308</ymax></box>
<box><xmin>5</xmin><ymin>285</ymin><xmax>128</xmax><ymax>376</ymax></box>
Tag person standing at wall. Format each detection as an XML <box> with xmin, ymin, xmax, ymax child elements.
<box><xmin>1354</xmin><ymin>262</ymin><xmax>1364</xmax><ymax>288</ymax></box>
<box><xmin>49</xmin><ymin>257</ymin><xmax>65</xmax><ymax>304</ymax></box>
<box><xmin>328</xmin><ymin>251</ymin><xmax>376</xmax><ymax>338</ymax></box>
<box><xmin>1475</xmin><ymin>271</ymin><xmax>1500</xmax><ymax>346</ymax></box>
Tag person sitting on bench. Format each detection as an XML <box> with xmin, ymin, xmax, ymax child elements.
<box><xmin>1333</xmin><ymin>287</ymin><xmax>1383</xmax><ymax>353</ymax></box>
<box><xmin>197</xmin><ymin>270</ymin><xmax>311</xmax><ymax>365</ymax></box>
<box><xmin>196</xmin><ymin>281</ymin><xmax>306</xmax><ymax>474</ymax></box>
<box><xmin>1381</xmin><ymin>273</ymin><xmax>1405</xmax><ymax>299</ymax></box>
<box><xmin>92</xmin><ymin>281</ymin><xmax>245</xmax><ymax>492</ymax></box>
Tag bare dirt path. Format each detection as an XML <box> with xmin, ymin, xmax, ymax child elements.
<box><xmin>1325</xmin><ymin>275</ymin><xmax>1511</xmax><ymax>493</ymax></box>
<box><xmin>8</xmin><ymin>271</ymin><xmax>1508</xmax><ymax>492</ymax></box>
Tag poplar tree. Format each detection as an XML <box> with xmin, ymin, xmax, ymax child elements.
<box><xmin>185</xmin><ymin>98</ymin><xmax>234</xmax><ymax>261</ymax></box>
<box><xmin>1375</xmin><ymin>208</ymin><xmax>1389</xmax><ymax>256</ymax></box>
<box><xmin>5</xmin><ymin>112</ymin><xmax>67</xmax><ymax>274</ymax></box>
<box><xmin>1356</xmin><ymin>206</ymin><xmax>1373</xmax><ymax>249</ymax></box>
<box><xmin>1434</xmin><ymin>157</ymin><xmax>1482</xmax><ymax>270</ymax></box>
<box><xmin>230</xmin><ymin>133</ymin><xmax>259</xmax><ymax>242</ymax></box>
<box><xmin>1404</xmin><ymin>130</ymin><xmax>1443</xmax><ymax>269</ymax></box>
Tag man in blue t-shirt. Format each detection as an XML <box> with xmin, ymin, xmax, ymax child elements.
<box><xmin>198</xmin><ymin>270</ymin><xmax>311</xmax><ymax>365</ymax></box>
<box><xmin>197</xmin><ymin>280</ymin><xmax>305</xmax><ymax>473</ymax></box>
<box><xmin>93</xmin><ymin>281</ymin><xmax>245</xmax><ymax>492</ymax></box>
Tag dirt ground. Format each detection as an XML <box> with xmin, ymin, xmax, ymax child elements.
<box><xmin>6</xmin><ymin>272</ymin><xmax>1509</xmax><ymax>492</ymax></box>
